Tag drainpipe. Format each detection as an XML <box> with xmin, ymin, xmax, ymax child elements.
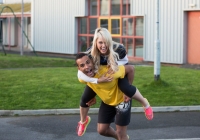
<box><xmin>21</xmin><ymin>0</ymin><xmax>24</xmax><ymax>55</ymax></box>
<box><xmin>8</xmin><ymin>17</ymin><xmax>10</xmax><ymax>50</ymax></box>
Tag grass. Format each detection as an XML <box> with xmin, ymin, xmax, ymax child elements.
<box><xmin>0</xmin><ymin>53</ymin><xmax>75</xmax><ymax>68</ymax></box>
<box><xmin>0</xmin><ymin>53</ymin><xmax>200</xmax><ymax>110</ymax></box>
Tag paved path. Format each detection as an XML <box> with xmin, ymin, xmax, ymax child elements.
<box><xmin>0</xmin><ymin>112</ymin><xmax>200</xmax><ymax>140</ymax></box>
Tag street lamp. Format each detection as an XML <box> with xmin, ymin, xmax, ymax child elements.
<box><xmin>154</xmin><ymin>0</ymin><xmax>160</xmax><ymax>81</ymax></box>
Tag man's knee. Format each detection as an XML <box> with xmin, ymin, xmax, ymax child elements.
<box><xmin>97</xmin><ymin>127</ymin><xmax>107</xmax><ymax>136</ymax></box>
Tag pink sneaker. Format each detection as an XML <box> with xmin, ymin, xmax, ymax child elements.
<box><xmin>144</xmin><ymin>98</ymin><xmax>153</xmax><ymax>120</ymax></box>
<box><xmin>77</xmin><ymin>116</ymin><xmax>91</xmax><ymax>136</ymax></box>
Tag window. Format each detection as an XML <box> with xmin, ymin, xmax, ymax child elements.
<box><xmin>90</xmin><ymin>0</ymin><xmax>98</xmax><ymax>15</ymax></box>
<box><xmin>135</xmin><ymin>38</ymin><xmax>143</xmax><ymax>57</ymax></box>
<box><xmin>89</xmin><ymin>18</ymin><xmax>98</xmax><ymax>34</ymax></box>
<box><xmin>99</xmin><ymin>18</ymin><xmax>109</xmax><ymax>29</ymax></box>
<box><xmin>80</xmin><ymin>18</ymin><xmax>87</xmax><ymax>34</ymax></box>
<box><xmin>99</xmin><ymin>17</ymin><xmax>121</xmax><ymax>36</ymax></box>
<box><xmin>78</xmin><ymin>0</ymin><xmax>144</xmax><ymax>60</ymax></box>
<box><xmin>111</xmin><ymin>18</ymin><xmax>121</xmax><ymax>35</ymax></box>
<box><xmin>111</xmin><ymin>0</ymin><xmax>120</xmax><ymax>15</ymax></box>
<box><xmin>122</xmin><ymin>18</ymin><xmax>134</xmax><ymax>36</ymax></box>
<box><xmin>100</xmin><ymin>0</ymin><xmax>109</xmax><ymax>15</ymax></box>
<box><xmin>122</xmin><ymin>0</ymin><xmax>130</xmax><ymax>15</ymax></box>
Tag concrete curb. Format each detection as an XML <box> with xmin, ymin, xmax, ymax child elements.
<box><xmin>0</xmin><ymin>106</ymin><xmax>200</xmax><ymax>116</ymax></box>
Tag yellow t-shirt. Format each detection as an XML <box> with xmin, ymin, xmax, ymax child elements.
<box><xmin>79</xmin><ymin>65</ymin><xmax>125</xmax><ymax>106</ymax></box>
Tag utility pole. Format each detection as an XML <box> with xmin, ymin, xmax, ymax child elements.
<box><xmin>154</xmin><ymin>0</ymin><xmax>160</xmax><ymax>81</ymax></box>
<box><xmin>20</xmin><ymin>0</ymin><xmax>24</xmax><ymax>55</ymax></box>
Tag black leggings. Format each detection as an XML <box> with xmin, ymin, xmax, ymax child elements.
<box><xmin>80</xmin><ymin>75</ymin><xmax>137</xmax><ymax>107</ymax></box>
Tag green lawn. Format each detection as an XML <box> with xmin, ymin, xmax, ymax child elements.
<box><xmin>0</xmin><ymin>53</ymin><xmax>200</xmax><ymax>110</ymax></box>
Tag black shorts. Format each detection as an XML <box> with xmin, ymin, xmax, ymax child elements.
<box><xmin>98</xmin><ymin>100</ymin><xmax>132</xmax><ymax>126</ymax></box>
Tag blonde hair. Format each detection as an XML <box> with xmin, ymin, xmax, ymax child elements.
<box><xmin>86</xmin><ymin>27</ymin><xmax>119</xmax><ymax>73</ymax></box>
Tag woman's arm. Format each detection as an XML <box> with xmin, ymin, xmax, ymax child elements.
<box><xmin>78</xmin><ymin>70</ymin><xmax>113</xmax><ymax>84</ymax></box>
<box><xmin>78</xmin><ymin>70</ymin><xmax>98</xmax><ymax>84</ymax></box>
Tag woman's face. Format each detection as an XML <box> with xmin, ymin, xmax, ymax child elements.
<box><xmin>96</xmin><ymin>36</ymin><xmax>109</xmax><ymax>55</ymax></box>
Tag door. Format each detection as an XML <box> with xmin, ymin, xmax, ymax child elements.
<box><xmin>187</xmin><ymin>11</ymin><xmax>200</xmax><ymax>64</ymax></box>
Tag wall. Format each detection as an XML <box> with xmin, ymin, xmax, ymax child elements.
<box><xmin>32</xmin><ymin>0</ymin><xmax>86</xmax><ymax>54</ymax></box>
<box><xmin>131</xmin><ymin>0</ymin><xmax>200</xmax><ymax>64</ymax></box>
<box><xmin>31</xmin><ymin>0</ymin><xmax>200</xmax><ymax>63</ymax></box>
<box><xmin>3</xmin><ymin>0</ymin><xmax>31</xmax><ymax>4</ymax></box>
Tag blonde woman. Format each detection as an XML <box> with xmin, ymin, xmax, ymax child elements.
<box><xmin>77</xmin><ymin>28</ymin><xmax>153</xmax><ymax>137</ymax></box>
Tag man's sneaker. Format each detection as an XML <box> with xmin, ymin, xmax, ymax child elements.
<box><xmin>77</xmin><ymin>116</ymin><xmax>91</xmax><ymax>136</ymax></box>
<box><xmin>143</xmin><ymin>98</ymin><xmax>153</xmax><ymax>120</ymax></box>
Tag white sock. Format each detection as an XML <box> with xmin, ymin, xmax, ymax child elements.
<box><xmin>145</xmin><ymin>105</ymin><xmax>150</xmax><ymax>109</ymax></box>
<box><xmin>80</xmin><ymin>121</ymin><xmax>85</xmax><ymax>124</ymax></box>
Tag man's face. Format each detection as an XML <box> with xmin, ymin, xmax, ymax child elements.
<box><xmin>76</xmin><ymin>55</ymin><xmax>95</xmax><ymax>77</ymax></box>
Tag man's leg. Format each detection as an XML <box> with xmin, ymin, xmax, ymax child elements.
<box><xmin>115</xmin><ymin>100</ymin><xmax>132</xmax><ymax>140</ymax></box>
<box><xmin>97</xmin><ymin>123</ymin><xmax>118</xmax><ymax>139</ymax></box>
<box><xmin>115</xmin><ymin>125</ymin><xmax>129</xmax><ymax>140</ymax></box>
<box><xmin>97</xmin><ymin>101</ymin><xmax>118</xmax><ymax>138</ymax></box>
<box><xmin>80</xmin><ymin>106</ymin><xmax>90</xmax><ymax>122</ymax></box>
<box><xmin>77</xmin><ymin>86</ymin><xmax>96</xmax><ymax>136</ymax></box>
<box><xmin>79</xmin><ymin>86</ymin><xmax>96</xmax><ymax>122</ymax></box>
<box><xmin>77</xmin><ymin>106</ymin><xmax>91</xmax><ymax>136</ymax></box>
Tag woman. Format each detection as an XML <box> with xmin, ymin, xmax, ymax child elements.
<box><xmin>77</xmin><ymin>28</ymin><xmax>153</xmax><ymax>137</ymax></box>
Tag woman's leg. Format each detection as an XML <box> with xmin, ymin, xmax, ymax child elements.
<box><xmin>124</xmin><ymin>65</ymin><xmax>134</xmax><ymax>84</ymax></box>
<box><xmin>118</xmin><ymin>76</ymin><xmax>148</xmax><ymax>107</ymax></box>
<box><xmin>118</xmin><ymin>77</ymin><xmax>153</xmax><ymax>120</ymax></box>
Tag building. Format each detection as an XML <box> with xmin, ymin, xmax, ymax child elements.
<box><xmin>2</xmin><ymin>0</ymin><xmax>200</xmax><ymax>65</ymax></box>
<box><xmin>0</xmin><ymin>0</ymin><xmax>31</xmax><ymax>50</ymax></box>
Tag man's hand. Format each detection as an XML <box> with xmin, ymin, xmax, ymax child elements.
<box><xmin>86</xmin><ymin>97</ymin><xmax>96</xmax><ymax>106</ymax></box>
<box><xmin>123</xmin><ymin>95</ymin><xmax>131</xmax><ymax>103</ymax></box>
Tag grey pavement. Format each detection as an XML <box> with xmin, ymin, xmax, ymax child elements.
<box><xmin>0</xmin><ymin>111</ymin><xmax>200</xmax><ymax>140</ymax></box>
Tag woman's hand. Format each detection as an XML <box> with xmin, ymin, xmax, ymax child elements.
<box><xmin>97</xmin><ymin>74</ymin><xmax>113</xmax><ymax>83</ymax></box>
<box><xmin>86</xmin><ymin>97</ymin><xmax>96</xmax><ymax>106</ymax></box>
<box><xmin>123</xmin><ymin>95</ymin><xmax>131</xmax><ymax>103</ymax></box>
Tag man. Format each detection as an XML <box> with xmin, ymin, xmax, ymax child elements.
<box><xmin>75</xmin><ymin>53</ymin><xmax>152</xmax><ymax>140</ymax></box>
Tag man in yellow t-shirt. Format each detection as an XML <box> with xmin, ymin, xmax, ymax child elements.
<box><xmin>80</xmin><ymin>64</ymin><xmax>125</xmax><ymax>106</ymax></box>
<box><xmin>76</xmin><ymin>53</ymin><xmax>131</xmax><ymax>140</ymax></box>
